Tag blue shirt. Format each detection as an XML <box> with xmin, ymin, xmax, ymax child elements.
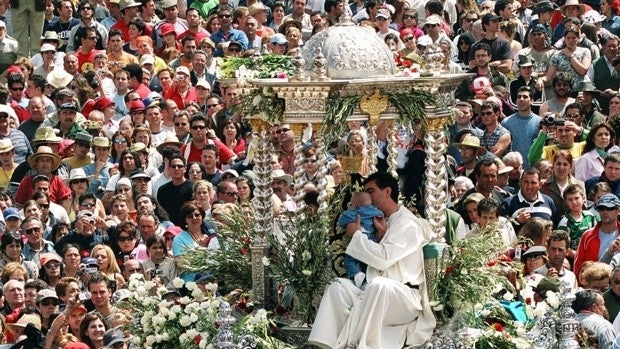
<box><xmin>501</xmin><ymin>112</ymin><xmax>541</xmax><ymax>169</ymax></box>
<box><xmin>210</xmin><ymin>29</ymin><xmax>249</xmax><ymax>57</ymax></box>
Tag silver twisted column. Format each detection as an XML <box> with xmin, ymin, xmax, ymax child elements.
<box><xmin>423</xmin><ymin>111</ymin><xmax>449</xmax><ymax>243</ymax></box>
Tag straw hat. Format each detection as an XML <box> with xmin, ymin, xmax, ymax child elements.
<box><xmin>156</xmin><ymin>135</ymin><xmax>183</xmax><ymax>154</ymax></box>
<box><xmin>0</xmin><ymin>138</ymin><xmax>14</xmax><ymax>153</ymax></box>
<box><xmin>64</xmin><ymin>168</ymin><xmax>93</xmax><ymax>185</ymax></box>
<box><xmin>455</xmin><ymin>134</ymin><xmax>486</xmax><ymax>156</ymax></box>
<box><xmin>8</xmin><ymin>313</ymin><xmax>42</xmax><ymax>332</ymax></box>
<box><xmin>560</xmin><ymin>0</ymin><xmax>585</xmax><ymax>15</ymax></box>
<box><xmin>46</xmin><ymin>68</ymin><xmax>73</xmax><ymax>89</ymax></box>
<box><xmin>27</xmin><ymin>146</ymin><xmax>61</xmax><ymax>170</ymax></box>
<box><xmin>92</xmin><ymin>136</ymin><xmax>111</xmax><ymax>148</ymax></box>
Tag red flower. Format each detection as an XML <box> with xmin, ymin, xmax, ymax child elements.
<box><xmin>492</xmin><ymin>323</ymin><xmax>504</xmax><ymax>332</ymax></box>
<box><xmin>445</xmin><ymin>265</ymin><xmax>453</xmax><ymax>275</ymax></box>
<box><xmin>487</xmin><ymin>260</ymin><xmax>497</xmax><ymax>267</ymax></box>
<box><xmin>240</xmin><ymin>248</ymin><xmax>247</xmax><ymax>255</ymax></box>
<box><xmin>525</xmin><ymin>297</ymin><xmax>532</xmax><ymax>305</ymax></box>
<box><xmin>194</xmin><ymin>335</ymin><xmax>202</xmax><ymax>344</ymax></box>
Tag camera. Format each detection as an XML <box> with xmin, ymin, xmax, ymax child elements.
<box><xmin>542</xmin><ymin>114</ymin><xmax>556</xmax><ymax>126</ymax></box>
<box><xmin>78</xmin><ymin>291</ymin><xmax>91</xmax><ymax>302</ymax></box>
<box><xmin>150</xmin><ymin>269</ymin><xmax>162</xmax><ymax>279</ymax></box>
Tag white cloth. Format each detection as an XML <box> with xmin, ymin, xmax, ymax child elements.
<box><xmin>308</xmin><ymin>207</ymin><xmax>435</xmax><ymax>348</ymax></box>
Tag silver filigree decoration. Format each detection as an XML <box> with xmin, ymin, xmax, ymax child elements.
<box><xmin>424</xmin><ymin>123</ymin><xmax>448</xmax><ymax>243</ymax></box>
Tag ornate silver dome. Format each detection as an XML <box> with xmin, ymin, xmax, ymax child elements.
<box><xmin>301</xmin><ymin>22</ymin><xmax>396</xmax><ymax>80</ymax></box>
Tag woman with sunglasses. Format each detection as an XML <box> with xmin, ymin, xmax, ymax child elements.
<box><xmin>110</xmin><ymin>131</ymin><xmax>131</xmax><ymax>165</ymax></box>
<box><xmin>173</xmin><ymin>201</ymin><xmax>219</xmax><ymax>282</ymax></box>
<box><xmin>38</xmin><ymin>253</ymin><xmax>64</xmax><ymax>288</ymax></box>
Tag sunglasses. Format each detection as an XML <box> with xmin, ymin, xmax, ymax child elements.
<box><xmin>171</xmin><ymin>164</ymin><xmax>185</xmax><ymax>169</ymax></box>
<box><xmin>465</xmin><ymin>18</ymin><xmax>477</xmax><ymax>22</ymax></box>
<box><xmin>403</xmin><ymin>36</ymin><xmax>415</xmax><ymax>43</ymax></box>
<box><xmin>480</xmin><ymin>111</ymin><xmax>495</xmax><ymax>116</ymax></box>
<box><xmin>38</xmin><ymin>203</ymin><xmax>50</xmax><ymax>209</ymax></box>
<box><xmin>189</xmin><ymin>169</ymin><xmax>202</xmax><ymax>174</ymax></box>
<box><xmin>304</xmin><ymin>159</ymin><xmax>317</xmax><ymax>164</ymax></box>
<box><xmin>80</xmin><ymin>6</ymin><xmax>93</xmax><ymax>10</ymax></box>
<box><xmin>598</xmin><ymin>206</ymin><xmax>617</xmax><ymax>211</ymax></box>
<box><xmin>206</xmin><ymin>104</ymin><xmax>219</xmax><ymax>108</ymax></box>
<box><xmin>275</xmin><ymin>128</ymin><xmax>291</xmax><ymax>134</ymax></box>
<box><xmin>40</xmin><ymin>299</ymin><xmax>59</xmax><ymax>306</ymax></box>
<box><xmin>118</xmin><ymin>236</ymin><xmax>134</xmax><ymax>242</ymax></box>
<box><xmin>565</xmin><ymin>113</ymin><xmax>580</xmax><ymax>119</ymax></box>
<box><xmin>114</xmin><ymin>139</ymin><xmax>127</xmax><ymax>144</ymax></box>
<box><xmin>403</xmin><ymin>15</ymin><xmax>416</xmax><ymax>19</ymax></box>
<box><xmin>425</xmin><ymin>23</ymin><xmax>438</xmax><ymax>28</ymax></box>
<box><xmin>192</xmin><ymin>125</ymin><xmax>206</xmax><ymax>130</ymax></box>
<box><xmin>71</xmin><ymin>178</ymin><xmax>89</xmax><ymax>184</ymax></box>
<box><xmin>45</xmin><ymin>262</ymin><xmax>62</xmax><ymax>270</ymax></box>
<box><xmin>219</xmin><ymin>14</ymin><xmax>231</xmax><ymax>18</ymax></box>
<box><xmin>228</xmin><ymin>47</ymin><xmax>241</xmax><ymax>53</ymax></box>
<box><xmin>10</xmin><ymin>86</ymin><xmax>23</xmax><ymax>91</ymax></box>
<box><xmin>76</xmin><ymin>141</ymin><xmax>90</xmax><ymax>147</ymax></box>
<box><xmin>25</xmin><ymin>227</ymin><xmax>42</xmax><ymax>235</ymax></box>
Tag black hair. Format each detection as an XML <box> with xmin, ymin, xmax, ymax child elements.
<box><xmin>363</xmin><ymin>172</ymin><xmax>399</xmax><ymax>202</ymax></box>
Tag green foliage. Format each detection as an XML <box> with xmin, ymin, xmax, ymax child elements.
<box><xmin>218</xmin><ymin>55</ymin><xmax>293</xmax><ymax>79</ymax></box>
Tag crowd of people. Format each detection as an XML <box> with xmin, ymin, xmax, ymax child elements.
<box><xmin>6</xmin><ymin>0</ymin><xmax>620</xmax><ymax>347</ymax></box>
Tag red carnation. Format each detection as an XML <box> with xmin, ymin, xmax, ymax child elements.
<box><xmin>492</xmin><ymin>323</ymin><xmax>504</xmax><ymax>332</ymax></box>
<box><xmin>487</xmin><ymin>260</ymin><xmax>497</xmax><ymax>267</ymax></box>
<box><xmin>194</xmin><ymin>335</ymin><xmax>202</xmax><ymax>344</ymax></box>
<box><xmin>445</xmin><ymin>265</ymin><xmax>453</xmax><ymax>275</ymax></box>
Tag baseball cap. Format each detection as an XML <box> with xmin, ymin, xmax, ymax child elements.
<box><xmin>376</xmin><ymin>9</ymin><xmax>390</xmax><ymax>19</ymax></box>
<box><xmin>597</xmin><ymin>193</ymin><xmax>620</xmax><ymax>209</ymax></box>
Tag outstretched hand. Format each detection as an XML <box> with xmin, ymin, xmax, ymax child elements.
<box><xmin>345</xmin><ymin>215</ymin><xmax>361</xmax><ymax>239</ymax></box>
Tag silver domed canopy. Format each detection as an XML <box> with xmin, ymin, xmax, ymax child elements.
<box><xmin>301</xmin><ymin>23</ymin><xmax>396</xmax><ymax>80</ymax></box>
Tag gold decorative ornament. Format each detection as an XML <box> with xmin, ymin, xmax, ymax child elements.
<box><xmin>360</xmin><ymin>90</ymin><xmax>389</xmax><ymax>126</ymax></box>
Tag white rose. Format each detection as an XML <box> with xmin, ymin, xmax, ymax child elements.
<box><xmin>185</xmin><ymin>281</ymin><xmax>197</xmax><ymax>291</ymax></box>
<box><xmin>133</xmin><ymin>336</ymin><xmax>142</xmax><ymax>345</ymax></box>
<box><xmin>480</xmin><ymin>309</ymin><xmax>491</xmax><ymax>317</ymax></box>
<box><xmin>302</xmin><ymin>250</ymin><xmax>311</xmax><ymax>261</ymax></box>
<box><xmin>171</xmin><ymin>305</ymin><xmax>183</xmax><ymax>314</ymax></box>
<box><xmin>262</xmin><ymin>257</ymin><xmax>270</xmax><ymax>266</ymax></box>
<box><xmin>172</xmin><ymin>278</ymin><xmax>185</xmax><ymax>288</ymax></box>
<box><xmin>545</xmin><ymin>291</ymin><xmax>560</xmax><ymax>309</ymax></box>
<box><xmin>302</xmin><ymin>270</ymin><xmax>312</xmax><ymax>276</ymax></box>
<box><xmin>179</xmin><ymin>315</ymin><xmax>192</xmax><ymax>327</ymax></box>
<box><xmin>162</xmin><ymin>333</ymin><xmax>170</xmax><ymax>341</ymax></box>
<box><xmin>179</xmin><ymin>296</ymin><xmax>191</xmax><ymax>305</ymax></box>
<box><xmin>145</xmin><ymin>335</ymin><xmax>156</xmax><ymax>346</ymax></box>
<box><xmin>502</xmin><ymin>291</ymin><xmax>514</xmax><ymax>301</ymax></box>
<box><xmin>190</xmin><ymin>313</ymin><xmax>199</xmax><ymax>323</ymax></box>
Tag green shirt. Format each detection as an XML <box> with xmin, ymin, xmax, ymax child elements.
<box><xmin>558</xmin><ymin>211</ymin><xmax>598</xmax><ymax>250</ymax></box>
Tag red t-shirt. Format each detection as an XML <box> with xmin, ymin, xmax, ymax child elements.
<box><xmin>181</xmin><ymin>138</ymin><xmax>236</xmax><ymax>166</ymax></box>
<box><xmin>75</xmin><ymin>49</ymin><xmax>99</xmax><ymax>73</ymax></box>
<box><xmin>15</xmin><ymin>175</ymin><xmax>71</xmax><ymax>205</ymax></box>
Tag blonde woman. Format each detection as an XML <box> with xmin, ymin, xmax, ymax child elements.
<box><xmin>193</xmin><ymin>180</ymin><xmax>215</xmax><ymax>218</ymax></box>
<box><xmin>90</xmin><ymin>244</ymin><xmax>125</xmax><ymax>287</ymax></box>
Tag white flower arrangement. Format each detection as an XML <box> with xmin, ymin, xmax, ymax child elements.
<box><xmin>119</xmin><ymin>274</ymin><xmax>287</xmax><ymax>349</ymax></box>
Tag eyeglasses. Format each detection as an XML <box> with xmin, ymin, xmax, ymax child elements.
<box><xmin>228</xmin><ymin>47</ymin><xmax>241</xmax><ymax>53</ymax></box>
<box><xmin>171</xmin><ymin>164</ymin><xmax>185</xmax><ymax>169</ymax></box>
<box><xmin>192</xmin><ymin>125</ymin><xmax>206</xmax><ymax>130</ymax></box>
<box><xmin>10</xmin><ymin>86</ymin><xmax>23</xmax><ymax>91</ymax></box>
<box><xmin>219</xmin><ymin>14</ymin><xmax>231</xmax><ymax>18</ymax></box>
<box><xmin>25</xmin><ymin>227</ymin><xmax>42</xmax><ymax>235</ymax></box>
<box><xmin>206</xmin><ymin>104</ymin><xmax>219</xmax><ymax>108</ymax></box>
<box><xmin>403</xmin><ymin>36</ymin><xmax>415</xmax><ymax>43</ymax></box>
<box><xmin>114</xmin><ymin>139</ymin><xmax>127</xmax><ymax>144</ymax></box>
<box><xmin>189</xmin><ymin>169</ymin><xmax>202</xmax><ymax>174</ymax></box>
<box><xmin>71</xmin><ymin>178</ymin><xmax>89</xmax><ymax>184</ymax></box>
<box><xmin>566</xmin><ymin>113</ymin><xmax>580</xmax><ymax>119</ymax></box>
<box><xmin>40</xmin><ymin>299</ymin><xmax>59</xmax><ymax>306</ymax></box>
<box><xmin>174</xmin><ymin>122</ymin><xmax>188</xmax><ymax>127</ymax></box>
<box><xmin>118</xmin><ymin>236</ymin><xmax>134</xmax><ymax>242</ymax></box>
<box><xmin>80</xmin><ymin>6</ymin><xmax>93</xmax><ymax>10</ymax></box>
<box><xmin>480</xmin><ymin>111</ymin><xmax>495</xmax><ymax>116</ymax></box>
<box><xmin>81</xmin><ymin>202</ymin><xmax>96</xmax><ymax>208</ymax></box>
<box><xmin>276</xmin><ymin>128</ymin><xmax>291</xmax><ymax>134</ymax></box>
<box><xmin>45</xmin><ymin>262</ymin><xmax>62</xmax><ymax>270</ymax></box>
<box><xmin>465</xmin><ymin>18</ymin><xmax>477</xmax><ymax>22</ymax></box>
<box><xmin>222</xmin><ymin>192</ymin><xmax>238</xmax><ymax>197</ymax></box>
<box><xmin>598</xmin><ymin>206</ymin><xmax>617</xmax><ymax>211</ymax></box>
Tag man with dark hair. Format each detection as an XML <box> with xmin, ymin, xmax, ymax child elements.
<box><xmin>456</xmin><ymin>157</ymin><xmax>508</xmax><ymax>219</ymax></box>
<box><xmin>538</xmin><ymin>71</ymin><xmax>575</xmax><ymax>116</ymax></box>
<box><xmin>572</xmin><ymin>289</ymin><xmax>615</xmax><ymax>349</ymax></box>
<box><xmin>534</xmin><ymin>230</ymin><xmax>577</xmax><ymax>288</ymax></box>
<box><xmin>124</xmin><ymin>63</ymin><xmax>150</xmax><ymax>99</ymax></box>
<box><xmin>66</xmin><ymin>0</ymin><xmax>108</xmax><ymax>52</ymax></box>
<box><xmin>323</xmin><ymin>0</ymin><xmax>344</xmax><ymax>24</ymax></box>
<box><xmin>180</xmin><ymin>113</ymin><xmax>235</xmax><ymax>164</ymax></box>
<box><xmin>75</xmin><ymin>27</ymin><xmax>100</xmax><ymax>73</ymax></box>
<box><xmin>500</xmin><ymin>168</ymin><xmax>557</xmax><ymax>225</ymax></box>
<box><xmin>210</xmin><ymin>8</ymin><xmax>248</xmax><ymax>57</ymax></box>
<box><xmin>455</xmin><ymin>42</ymin><xmax>509</xmax><ymax>101</ymax></box>
<box><xmin>201</xmin><ymin>144</ymin><xmax>222</xmax><ymax>186</ymax></box>
<box><xmin>88</xmin><ymin>272</ymin><xmax>116</xmax><ymax>322</ymax></box>
<box><xmin>502</xmin><ymin>86</ymin><xmax>541</xmax><ymax>168</ymax></box>
<box><xmin>469</xmin><ymin>13</ymin><xmax>513</xmax><ymax>73</ymax></box>
<box><xmin>479</xmin><ymin>100</ymin><xmax>511</xmax><ymax>157</ymax></box>
<box><xmin>107</xmin><ymin>29</ymin><xmax>139</xmax><ymax>66</ymax></box>
<box><xmin>157</xmin><ymin>154</ymin><xmax>194</xmax><ymax>226</ymax></box>
<box><xmin>594</xmin><ymin>35</ymin><xmax>620</xmax><ymax>115</ymax></box>
<box><xmin>309</xmin><ymin>172</ymin><xmax>435</xmax><ymax>348</ymax></box>
<box><xmin>45</xmin><ymin>0</ymin><xmax>80</xmax><ymax>52</ymax></box>
<box><xmin>169</xmin><ymin>35</ymin><xmax>197</xmax><ymax>69</ymax></box>
<box><xmin>8</xmin><ymin>74</ymin><xmax>28</xmax><ymax>109</ymax></box>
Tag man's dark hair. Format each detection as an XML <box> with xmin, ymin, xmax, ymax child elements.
<box><xmin>33</xmin><ymin>175</ymin><xmax>50</xmax><ymax>185</ymax></box>
<box><xmin>29</xmin><ymin>74</ymin><xmax>46</xmax><ymax>91</ymax></box>
<box><xmin>605</xmin><ymin>152</ymin><xmax>620</xmax><ymax>166</ymax></box>
<box><xmin>477</xmin><ymin>198</ymin><xmax>498</xmax><ymax>215</ymax></box>
<box><xmin>169</xmin><ymin>153</ymin><xmax>187</xmax><ymax>166</ymax></box>
<box><xmin>548</xmin><ymin>230</ymin><xmax>570</xmax><ymax>248</ymax></box>
<box><xmin>202</xmin><ymin>144</ymin><xmax>219</xmax><ymax>156</ymax></box>
<box><xmin>181</xmin><ymin>35</ymin><xmax>196</xmax><ymax>47</ymax></box>
<box><xmin>474</xmin><ymin>157</ymin><xmax>497</xmax><ymax>176</ymax></box>
<box><xmin>108</xmin><ymin>28</ymin><xmax>123</xmax><ymax>41</ymax></box>
<box><xmin>363</xmin><ymin>172</ymin><xmax>399</xmax><ymax>203</ymax></box>
<box><xmin>324</xmin><ymin>0</ymin><xmax>339</xmax><ymax>12</ymax></box>
<box><xmin>87</xmin><ymin>272</ymin><xmax>111</xmax><ymax>290</ymax></box>
<box><xmin>424</xmin><ymin>0</ymin><xmax>443</xmax><ymax>16</ymax></box>
<box><xmin>520</xmin><ymin>168</ymin><xmax>541</xmax><ymax>182</ymax></box>
<box><xmin>472</xmin><ymin>42</ymin><xmax>492</xmax><ymax>56</ymax></box>
<box><xmin>190</xmin><ymin>112</ymin><xmax>208</xmax><ymax>127</ymax></box>
<box><xmin>552</xmin><ymin>72</ymin><xmax>572</xmax><ymax>87</ymax></box>
<box><xmin>78</xmin><ymin>192</ymin><xmax>97</xmax><ymax>205</ymax></box>
<box><xmin>364</xmin><ymin>1</ymin><xmax>377</xmax><ymax>11</ymax></box>
<box><xmin>80</xmin><ymin>27</ymin><xmax>96</xmax><ymax>40</ymax></box>
<box><xmin>517</xmin><ymin>85</ymin><xmax>532</xmax><ymax>96</ymax></box>
<box><xmin>572</xmin><ymin>289</ymin><xmax>601</xmax><ymax>313</ymax></box>
<box><xmin>124</xmin><ymin>63</ymin><xmax>143</xmax><ymax>82</ymax></box>
<box><xmin>481</xmin><ymin>100</ymin><xmax>500</xmax><ymax>113</ymax></box>
<box><xmin>494</xmin><ymin>0</ymin><xmax>510</xmax><ymax>14</ymax></box>
<box><xmin>564</xmin><ymin>102</ymin><xmax>584</xmax><ymax>116</ymax></box>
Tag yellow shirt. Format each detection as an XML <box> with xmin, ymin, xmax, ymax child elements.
<box><xmin>542</xmin><ymin>142</ymin><xmax>585</xmax><ymax>162</ymax></box>
<box><xmin>0</xmin><ymin>167</ymin><xmax>15</xmax><ymax>188</ymax></box>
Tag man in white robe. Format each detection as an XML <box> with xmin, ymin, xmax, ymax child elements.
<box><xmin>308</xmin><ymin>172</ymin><xmax>436</xmax><ymax>349</ymax></box>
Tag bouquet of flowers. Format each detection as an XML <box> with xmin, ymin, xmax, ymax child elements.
<box><xmin>119</xmin><ymin>274</ymin><xmax>291</xmax><ymax>349</ymax></box>
<box><xmin>217</xmin><ymin>55</ymin><xmax>293</xmax><ymax>80</ymax></box>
